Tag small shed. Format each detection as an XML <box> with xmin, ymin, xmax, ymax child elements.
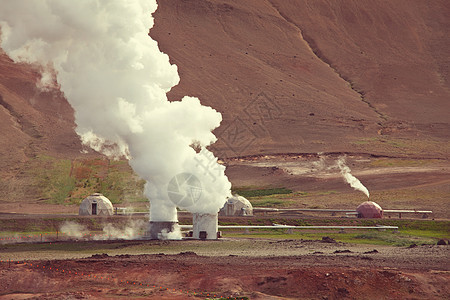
<box><xmin>356</xmin><ymin>201</ymin><xmax>383</xmax><ymax>218</ymax></box>
<box><xmin>79</xmin><ymin>193</ymin><xmax>113</xmax><ymax>216</ymax></box>
<box><xmin>219</xmin><ymin>195</ymin><xmax>253</xmax><ymax>216</ymax></box>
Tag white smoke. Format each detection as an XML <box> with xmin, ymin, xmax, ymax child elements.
<box><xmin>312</xmin><ymin>152</ymin><xmax>326</xmax><ymax>170</ymax></box>
<box><xmin>96</xmin><ymin>219</ymin><xmax>147</xmax><ymax>240</ymax></box>
<box><xmin>0</xmin><ymin>1</ymin><xmax>231</xmax><ymax>221</ymax></box>
<box><xmin>160</xmin><ymin>224</ymin><xmax>182</xmax><ymax>240</ymax></box>
<box><xmin>336</xmin><ymin>156</ymin><xmax>370</xmax><ymax>198</ymax></box>
<box><xmin>60</xmin><ymin>221</ymin><xmax>87</xmax><ymax>239</ymax></box>
<box><xmin>60</xmin><ymin>220</ymin><xmax>148</xmax><ymax>240</ymax></box>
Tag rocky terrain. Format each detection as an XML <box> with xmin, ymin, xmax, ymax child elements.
<box><xmin>1</xmin><ymin>239</ymin><xmax>449</xmax><ymax>299</ymax></box>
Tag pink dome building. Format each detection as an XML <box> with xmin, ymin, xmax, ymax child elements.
<box><xmin>356</xmin><ymin>201</ymin><xmax>383</xmax><ymax>218</ymax></box>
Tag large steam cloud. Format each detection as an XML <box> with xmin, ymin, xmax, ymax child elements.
<box><xmin>0</xmin><ymin>1</ymin><xmax>231</xmax><ymax>220</ymax></box>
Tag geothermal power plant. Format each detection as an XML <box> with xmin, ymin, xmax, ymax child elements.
<box><xmin>149</xmin><ymin>213</ymin><xmax>219</xmax><ymax>240</ymax></box>
<box><xmin>0</xmin><ymin>1</ymin><xmax>433</xmax><ymax>243</ymax></box>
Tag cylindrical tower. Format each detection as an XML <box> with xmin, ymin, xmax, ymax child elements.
<box><xmin>192</xmin><ymin>213</ymin><xmax>218</xmax><ymax>239</ymax></box>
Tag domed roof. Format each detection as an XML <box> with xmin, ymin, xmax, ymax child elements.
<box><xmin>219</xmin><ymin>195</ymin><xmax>253</xmax><ymax>216</ymax></box>
<box><xmin>356</xmin><ymin>201</ymin><xmax>383</xmax><ymax>218</ymax></box>
<box><xmin>79</xmin><ymin>193</ymin><xmax>114</xmax><ymax>216</ymax></box>
<box><xmin>228</xmin><ymin>195</ymin><xmax>252</xmax><ymax>207</ymax></box>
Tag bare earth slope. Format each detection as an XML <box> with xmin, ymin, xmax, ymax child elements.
<box><xmin>0</xmin><ymin>0</ymin><xmax>449</xmax><ymax>203</ymax></box>
<box><xmin>270</xmin><ymin>0</ymin><xmax>450</xmax><ymax>126</ymax></box>
<box><xmin>151</xmin><ymin>0</ymin><xmax>380</xmax><ymax>157</ymax></box>
<box><xmin>1</xmin><ymin>0</ymin><xmax>449</xmax><ymax>160</ymax></box>
<box><xmin>151</xmin><ymin>0</ymin><xmax>450</xmax><ymax>157</ymax></box>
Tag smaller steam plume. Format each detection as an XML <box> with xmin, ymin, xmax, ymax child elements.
<box><xmin>312</xmin><ymin>152</ymin><xmax>327</xmax><ymax>171</ymax></box>
<box><xmin>60</xmin><ymin>221</ymin><xmax>87</xmax><ymax>239</ymax></box>
<box><xmin>159</xmin><ymin>224</ymin><xmax>182</xmax><ymax>240</ymax></box>
<box><xmin>60</xmin><ymin>220</ymin><xmax>148</xmax><ymax>240</ymax></box>
<box><xmin>336</xmin><ymin>156</ymin><xmax>370</xmax><ymax>198</ymax></box>
<box><xmin>96</xmin><ymin>219</ymin><xmax>147</xmax><ymax>240</ymax></box>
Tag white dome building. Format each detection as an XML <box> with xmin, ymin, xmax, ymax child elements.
<box><xmin>79</xmin><ymin>193</ymin><xmax>114</xmax><ymax>216</ymax></box>
<box><xmin>219</xmin><ymin>195</ymin><xmax>253</xmax><ymax>216</ymax></box>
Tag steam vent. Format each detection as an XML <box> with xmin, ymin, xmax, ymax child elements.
<box><xmin>193</xmin><ymin>213</ymin><xmax>219</xmax><ymax>240</ymax></box>
<box><xmin>356</xmin><ymin>201</ymin><xmax>383</xmax><ymax>218</ymax></box>
<box><xmin>148</xmin><ymin>221</ymin><xmax>178</xmax><ymax>240</ymax></box>
<box><xmin>219</xmin><ymin>195</ymin><xmax>253</xmax><ymax>216</ymax></box>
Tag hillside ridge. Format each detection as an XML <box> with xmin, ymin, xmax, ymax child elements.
<box><xmin>0</xmin><ymin>0</ymin><xmax>449</xmax><ymax>204</ymax></box>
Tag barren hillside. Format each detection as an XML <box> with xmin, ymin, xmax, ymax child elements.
<box><xmin>0</xmin><ymin>0</ymin><xmax>449</xmax><ymax>203</ymax></box>
<box><xmin>151</xmin><ymin>0</ymin><xmax>450</xmax><ymax>157</ymax></box>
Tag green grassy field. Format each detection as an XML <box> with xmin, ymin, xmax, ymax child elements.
<box><xmin>222</xmin><ymin>227</ymin><xmax>448</xmax><ymax>247</ymax></box>
<box><xmin>232</xmin><ymin>183</ymin><xmax>449</xmax><ymax>219</ymax></box>
<box><xmin>21</xmin><ymin>155</ymin><xmax>147</xmax><ymax>205</ymax></box>
<box><xmin>1</xmin><ymin>215</ymin><xmax>448</xmax><ymax>248</ymax></box>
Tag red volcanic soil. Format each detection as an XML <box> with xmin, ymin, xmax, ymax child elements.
<box><xmin>1</xmin><ymin>3</ymin><xmax>450</xmax><ymax>298</ymax></box>
<box><xmin>1</xmin><ymin>240</ymin><xmax>449</xmax><ymax>299</ymax></box>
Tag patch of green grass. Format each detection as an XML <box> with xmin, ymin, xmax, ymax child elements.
<box><xmin>250</xmin><ymin>199</ymin><xmax>290</xmax><ymax>207</ymax></box>
<box><xmin>232</xmin><ymin>187</ymin><xmax>293</xmax><ymax>198</ymax></box>
<box><xmin>400</xmin><ymin>228</ymin><xmax>449</xmax><ymax>239</ymax></box>
<box><xmin>0</xmin><ymin>240</ymin><xmax>136</xmax><ymax>253</ymax></box>
<box><xmin>26</xmin><ymin>155</ymin><xmax>76</xmax><ymax>205</ymax></box>
<box><xmin>222</xmin><ymin>224</ymin><xmax>448</xmax><ymax>247</ymax></box>
<box><xmin>223</xmin><ymin>230</ymin><xmax>419</xmax><ymax>246</ymax></box>
<box><xmin>23</xmin><ymin>156</ymin><xmax>147</xmax><ymax>205</ymax></box>
<box><xmin>223</xmin><ymin>229</ymin><xmax>303</xmax><ymax>239</ymax></box>
<box><xmin>231</xmin><ymin>187</ymin><xmax>296</xmax><ymax>208</ymax></box>
<box><xmin>351</xmin><ymin>231</ymin><xmax>440</xmax><ymax>247</ymax></box>
<box><xmin>356</xmin><ymin>219</ymin><xmax>450</xmax><ymax>233</ymax></box>
<box><xmin>369</xmin><ymin>158</ymin><xmax>439</xmax><ymax>168</ymax></box>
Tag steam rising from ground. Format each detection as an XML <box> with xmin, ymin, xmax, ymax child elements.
<box><xmin>60</xmin><ymin>221</ymin><xmax>87</xmax><ymax>239</ymax></box>
<box><xmin>160</xmin><ymin>224</ymin><xmax>182</xmax><ymax>240</ymax></box>
<box><xmin>97</xmin><ymin>220</ymin><xmax>147</xmax><ymax>240</ymax></box>
<box><xmin>312</xmin><ymin>154</ymin><xmax>370</xmax><ymax>198</ymax></box>
<box><xmin>0</xmin><ymin>1</ymin><xmax>231</xmax><ymax>221</ymax></box>
<box><xmin>336</xmin><ymin>157</ymin><xmax>370</xmax><ymax>198</ymax></box>
<box><xmin>60</xmin><ymin>220</ymin><xmax>147</xmax><ymax>240</ymax></box>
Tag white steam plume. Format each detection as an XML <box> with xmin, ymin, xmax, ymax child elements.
<box><xmin>336</xmin><ymin>157</ymin><xmax>370</xmax><ymax>198</ymax></box>
<box><xmin>0</xmin><ymin>1</ymin><xmax>231</xmax><ymax>221</ymax></box>
<box><xmin>160</xmin><ymin>224</ymin><xmax>182</xmax><ymax>240</ymax></box>
<box><xmin>96</xmin><ymin>219</ymin><xmax>147</xmax><ymax>240</ymax></box>
<box><xmin>60</xmin><ymin>221</ymin><xmax>87</xmax><ymax>239</ymax></box>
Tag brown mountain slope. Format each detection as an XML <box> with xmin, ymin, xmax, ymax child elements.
<box><xmin>0</xmin><ymin>51</ymin><xmax>96</xmax><ymax>202</ymax></box>
<box><xmin>269</xmin><ymin>0</ymin><xmax>450</xmax><ymax>125</ymax></box>
<box><xmin>151</xmin><ymin>0</ymin><xmax>380</xmax><ymax>157</ymax></box>
<box><xmin>0</xmin><ymin>0</ymin><xmax>449</xmax><ymax>204</ymax></box>
<box><xmin>0</xmin><ymin>51</ymin><xmax>83</xmax><ymax>169</ymax></box>
<box><xmin>151</xmin><ymin>0</ymin><xmax>450</xmax><ymax>157</ymax></box>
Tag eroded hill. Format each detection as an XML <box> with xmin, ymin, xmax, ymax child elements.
<box><xmin>0</xmin><ymin>0</ymin><xmax>449</xmax><ymax>204</ymax></box>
